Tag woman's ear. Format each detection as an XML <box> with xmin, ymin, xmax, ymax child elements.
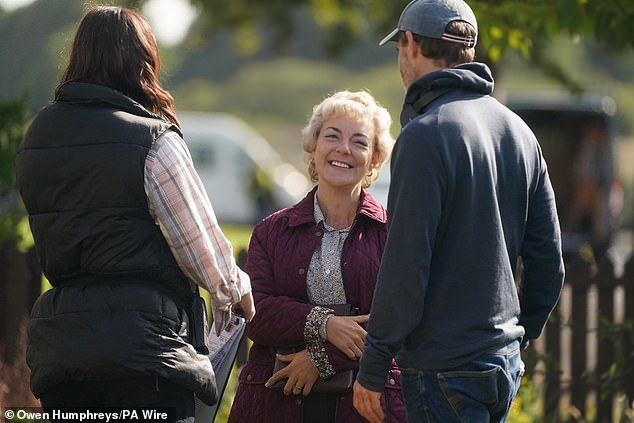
<box><xmin>370</xmin><ymin>149</ymin><xmax>381</xmax><ymax>173</ymax></box>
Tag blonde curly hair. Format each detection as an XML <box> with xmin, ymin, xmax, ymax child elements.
<box><xmin>301</xmin><ymin>90</ymin><xmax>394</xmax><ymax>188</ymax></box>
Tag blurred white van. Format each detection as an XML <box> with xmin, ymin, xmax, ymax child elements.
<box><xmin>179</xmin><ymin>112</ymin><xmax>309</xmax><ymax>225</ymax></box>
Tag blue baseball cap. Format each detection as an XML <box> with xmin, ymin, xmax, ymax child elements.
<box><xmin>379</xmin><ymin>0</ymin><xmax>478</xmax><ymax>47</ymax></box>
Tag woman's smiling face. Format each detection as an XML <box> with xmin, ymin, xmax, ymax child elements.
<box><xmin>312</xmin><ymin>114</ymin><xmax>376</xmax><ymax>193</ymax></box>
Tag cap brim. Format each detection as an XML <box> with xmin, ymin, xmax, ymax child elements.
<box><xmin>379</xmin><ymin>28</ymin><xmax>399</xmax><ymax>46</ymax></box>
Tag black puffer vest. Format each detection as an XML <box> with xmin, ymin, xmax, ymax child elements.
<box><xmin>15</xmin><ymin>83</ymin><xmax>217</xmax><ymax>405</ymax></box>
<box><xmin>16</xmin><ymin>82</ymin><xmax>190</xmax><ymax>303</ymax></box>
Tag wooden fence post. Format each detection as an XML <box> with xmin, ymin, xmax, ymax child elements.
<box><xmin>542</xmin><ymin>249</ymin><xmax>634</xmax><ymax>422</ymax></box>
<box><xmin>595</xmin><ymin>255</ymin><xmax>616</xmax><ymax>423</ymax></box>
<box><xmin>0</xmin><ymin>242</ymin><xmax>41</xmax><ymax>363</ymax></box>
<box><xmin>569</xmin><ymin>258</ymin><xmax>590</xmax><ymax>418</ymax></box>
<box><xmin>545</xmin><ymin>296</ymin><xmax>562</xmax><ymax>420</ymax></box>
<box><xmin>623</xmin><ymin>258</ymin><xmax>634</xmax><ymax>411</ymax></box>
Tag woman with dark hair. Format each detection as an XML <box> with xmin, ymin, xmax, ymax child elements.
<box><xmin>15</xmin><ymin>6</ymin><xmax>254</xmax><ymax>422</ymax></box>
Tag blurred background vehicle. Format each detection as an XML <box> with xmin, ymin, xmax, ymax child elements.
<box><xmin>180</xmin><ymin>112</ymin><xmax>309</xmax><ymax>225</ymax></box>
<box><xmin>503</xmin><ymin>92</ymin><xmax>624</xmax><ymax>255</ymax></box>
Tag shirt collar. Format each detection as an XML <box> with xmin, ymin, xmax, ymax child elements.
<box><xmin>288</xmin><ymin>186</ymin><xmax>387</xmax><ymax>227</ymax></box>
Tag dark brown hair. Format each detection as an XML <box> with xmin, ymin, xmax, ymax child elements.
<box><xmin>400</xmin><ymin>21</ymin><xmax>476</xmax><ymax>68</ymax></box>
<box><xmin>58</xmin><ymin>6</ymin><xmax>179</xmax><ymax>127</ymax></box>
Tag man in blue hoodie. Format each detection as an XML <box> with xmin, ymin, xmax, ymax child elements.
<box><xmin>353</xmin><ymin>1</ymin><xmax>565</xmax><ymax>422</ymax></box>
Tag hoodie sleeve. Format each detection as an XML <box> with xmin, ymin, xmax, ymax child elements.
<box><xmin>358</xmin><ymin>121</ymin><xmax>446</xmax><ymax>391</ymax></box>
<box><xmin>519</xmin><ymin>154</ymin><xmax>565</xmax><ymax>340</ymax></box>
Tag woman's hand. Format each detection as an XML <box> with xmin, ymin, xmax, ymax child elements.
<box><xmin>233</xmin><ymin>291</ymin><xmax>255</xmax><ymax>320</ymax></box>
<box><xmin>326</xmin><ymin>315</ymin><xmax>370</xmax><ymax>360</ymax></box>
<box><xmin>265</xmin><ymin>350</ymin><xmax>319</xmax><ymax>396</ymax></box>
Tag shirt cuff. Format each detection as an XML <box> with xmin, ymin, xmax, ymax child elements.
<box><xmin>306</xmin><ymin>341</ymin><xmax>336</xmax><ymax>379</ymax></box>
<box><xmin>211</xmin><ymin>268</ymin><xmax>250</xmax><ymax>310</ymax></box>
<box><xmin>234</xmin><ymin>267</ymin><xmax>252</xmax><ymax>298</ymax></box>
<box><xmin>304</xmin><ymin>306</ymin><xmax>335</xmax><ymax>343</ymax></box>
<box><xmin>319</xmin><ymin>314</ymin><xmax>334</xmax><ymax>340</ymax></box>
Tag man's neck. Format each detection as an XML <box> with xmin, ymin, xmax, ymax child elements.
<box><xmin>416</xmin><ymin>58</ymin><xmax>445</xmax><ymax>82</ymax></box>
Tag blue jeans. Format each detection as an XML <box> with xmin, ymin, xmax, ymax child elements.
<box><xmin>400</xmin><ymin>340</ymin><xmax>524</xmax><ymax>423</ymax></box>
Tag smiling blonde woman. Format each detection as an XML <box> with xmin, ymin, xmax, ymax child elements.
<box><xmin>228</xmin><ymin>91</ymin><xmax>406</xmax><ymax>423</ymax></box>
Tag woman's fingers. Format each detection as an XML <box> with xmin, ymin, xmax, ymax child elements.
<box><xmin>301</xmin><ymin>381</ymin><xmax>313</xmax><ymax>396</ymax></box>
<box><xmin>283</xmin><ymin>379</ymin><xmax>301</xmax><ymax>396</ymax></box>
<box><xmin>266</xmin><ymin>350</ymin><xmax>319</xmax><ymax>396</ymax></box>
<box><xmin>326</xmin><ymin>315</ymin><xmax>368</xmax><ymax>357</ymax></box>
<box><xmin>264</xmin><ymin>352</ymin><xmax>296</xmax><ymax>389</ymax></box>
<box><xmin>352</xmin><ymin>314</ymin><xmax>370</xmax><ymax>324</ymax></box>
<box><xmin>345</xmin><ymin>342</ymin><xmax>364</xmax><ymax>360</ymax></box>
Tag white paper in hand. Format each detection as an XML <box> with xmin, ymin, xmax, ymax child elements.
<box><xmin>195</xmin><ymin>315</ymin><xmax>247</xmax><ymax>422</ymax></box>
<box><xmin>207</xmin><ymin>315</ymin><xmax>246</xmax><ymax>368</ymax></box>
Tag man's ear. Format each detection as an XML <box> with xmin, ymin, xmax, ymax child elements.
<box><xmin>404</xmin><ymin>31</ymin><xmax>418</xmax><ymax>59</ymax></box>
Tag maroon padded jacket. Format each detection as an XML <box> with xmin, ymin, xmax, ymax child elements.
<box><xmin>228</xmin><ymin>187</ymin><xmax>406</xmax><ymax>423</ymax></box>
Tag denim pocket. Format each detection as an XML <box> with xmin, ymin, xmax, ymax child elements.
<box><xmin>437</xmin><ymin>366</ymin><xmax>502</xmax><ymax>419</ymax></box>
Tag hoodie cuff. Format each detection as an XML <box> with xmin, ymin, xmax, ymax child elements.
<box><xmin>357</xmin><ymin>347</ymin><xmax>392</xmax><ymax>392</ymax></box>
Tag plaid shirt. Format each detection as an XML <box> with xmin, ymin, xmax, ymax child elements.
<box><xmin>144</xmin><ymin>129</ymin><xmax>250</xmax><ymax>310</ymax></box>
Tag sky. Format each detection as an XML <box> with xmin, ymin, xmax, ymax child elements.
<box><xmin>0</xmin><ymin>0</ymin><xmax>198</xmax><ymax>46</ymax></box>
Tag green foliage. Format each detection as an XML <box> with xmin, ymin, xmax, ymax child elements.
<box><xmin>0</xmin><ymin>0</ymin><xmax>84</xmax><ymax>110</ymax></box>
<box><xmin>215</xmin><ymin>361</ymin><xmax>241</xmax><ymax>422</ymax></box>
<box><xmin>170</xmin><ymin>0</ymin><xmax>634</xmax><ymax>95</ymax></box>
<box><xmin>0</xmin><ymin>97</ymin><xmax>32</xmax><ymax>246</ymax></box>
<box><xmin>221</xmin><ymin>224</ymin><xmax>254</xmax><ymax>255</ymax></box>
<box><xmin>509</xmin><ymin>376</ymin><xmax>542</xmax><ymax>423</ymax></box>
<box><xmin>597</xmin><ymin>316</ymin><xmax>634</xmax><ymax>401</ymax></box>
<box><xmin>173</xmin><ymin>58</ymin><xmax>402</xmax><ymax>123</ymax></box>
<box><xmin>172</xmin><ymin>58</ymin><xmax>404</xmax><ymax>166</ymax></box>
<box><xmin>185</xmin><ymin>0</ymin><xmax>634</xmax><ymax>65</ymax></box>
<box><xmin>497</xmin><ymin>35</ymin><xmax>634</xmax><ymax>136</ymax></box>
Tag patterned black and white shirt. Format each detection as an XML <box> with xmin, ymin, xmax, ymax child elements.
<box><xmin>304</xmin><ymin>194</ymin><xmax>352</xmax><ymax>378</ymax></box>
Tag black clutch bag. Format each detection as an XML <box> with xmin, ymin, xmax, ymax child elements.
<box><xmin>269</xmin><ymin>304</ymin><xmax>358</xmax><ymax>394</ymax></box>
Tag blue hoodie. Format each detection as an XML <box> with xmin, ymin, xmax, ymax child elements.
<box><xmin>358</xmin><ymin>62</ymin><xmax>564</xmax><ymax>391</ymax></box>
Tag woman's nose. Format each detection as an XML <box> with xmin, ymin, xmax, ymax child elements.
<box><xmin>336</xmin><ymin>139</ymin><xmax>351</xmax><ymax>154</ymax></box>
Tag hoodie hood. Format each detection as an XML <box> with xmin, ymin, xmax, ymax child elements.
<box><xmin>401</xmin><ymin>62</ymin><xmax>494</xmax><ymax>126</ymax></box>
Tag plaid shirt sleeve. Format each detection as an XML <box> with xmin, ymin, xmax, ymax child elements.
<box><xmin>144</xmin><ymin>129</ymin><xmax>251</xmax><ymax>308</ymax></box>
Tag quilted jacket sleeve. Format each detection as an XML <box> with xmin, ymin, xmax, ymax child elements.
<box><xmin>245</xmin><ymin>218</ymin><xmax>313</xmax><ymax>347</ymax></box>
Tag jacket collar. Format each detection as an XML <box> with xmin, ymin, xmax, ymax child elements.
<box><xmin>55</xmin><ymin>82</ymin><xmax>182</xmax><ymax>136</ymax></box>
<box><xmin>288</xmin><ymin>186</ymin><xmax>386</xmax><ymax>227</ymax></box>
